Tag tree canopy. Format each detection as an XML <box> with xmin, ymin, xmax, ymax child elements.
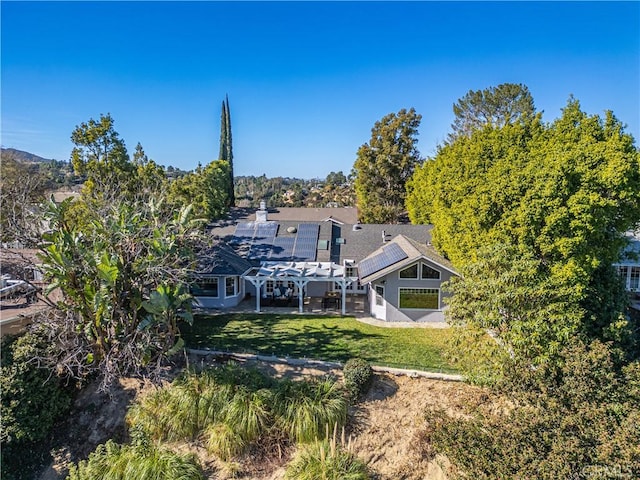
<box><xmin>408</xmin><ymin>97</ymin><xmax>640</xmax><ymax>366</ymax></box>
<box><xmin>0</xmin><ymin>152</ymin><xmax>49</xmax><ymax>245</ymax></box>
<box><xmin>218</xmin><ymin>95</ymin><xmax>234</xmax><ymax>206</ymax></box>
<box><xmin>37</xmin><ymin>198</ymin><xmax>200</xmax><ymax>389</ymax></box>
<box><xmin>448</xmin><ymin>82</ymin><xmax>535</xmax><ymax>141</ymax></box>
<box><xmin>353</xmin><ymin>108</ymin><xmax>422</xmax><ymax>223</ymax></box>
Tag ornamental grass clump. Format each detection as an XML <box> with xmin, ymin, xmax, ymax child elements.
<box><xmin>65</xmin><ymin>439</ymin><xmax>204</xmax><ymax>480</ymax></box>
<box><xmin>284</xmin><ymin>425</ymin><xmax>370</xmax><ymax>480</ymax></box>
<box><xmin>127</xmin><ymin>364</ymin><xmax>347</xmax><ymax>462</ymax></box>
<box><xmin>274</xmin><ymin>378</ymin><xmax>348</xmax><ymax>443</ymax></box>
<box><xmin>343</xmin><ymin>358</ymin><xmax>373</xmax><ymax>402</ymax></box>
<box><xmin>206</xmin><ymin>386</ymin><xmax>273</xmax><ymax>460</ymax></box>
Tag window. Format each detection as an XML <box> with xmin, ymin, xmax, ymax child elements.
<box><xmin>399</xmin><ymin>264</ymin><xmax>418</xmax><ymax>279</ymax></box>
<box><xmin>345</xmin><ymin>266</ymin><xmax>362</xmax><ymax>291</ymax></box>
<box><xmin>225</xmin><ymin>277</ymin><xmax>237</xmax><ymax>297</ymax></box>
<box><xmin>399</xmin><ymin>263</ymin><xmax>441</xmax><ymax>280</ymax></box>
<box><xmin>631</xmin><ymin>267</ymin><xmax>640</xmax><ymax>291</ymax></box>
<box><xmin>421</xmin><ymin>264</ymin><xmax>441</xmax><ymax>279</ymax></box>
<box><xmin>618</xmin><ymin>266</ymin><xmax>629</xmax><ymax>288</ymax></box>
<box><xmin>399</xmin><ymin>288</ymin><xmax>439</xmax><ymax>310</ymax></box>
<box><xmin>265</xmin><ymin>281</ymin><xmax>274</xmax><ymax>295</ymax></box>
<box><xmin>191</xmin><ymin>277</ymin><xmax>218</xmax><ymax>297</ymax></box>
<box><xmin>375</xmin><ymin>285</ymin><xmax>384</xmax><ymax>306</ymax></box>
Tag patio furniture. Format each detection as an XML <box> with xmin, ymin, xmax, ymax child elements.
<box><xmin>322</xmin><ymin>291</ymin><xmax>341</xmax><ymax>310</ymax></box>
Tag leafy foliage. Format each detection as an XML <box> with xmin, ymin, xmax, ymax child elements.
<box><xmin>342</xmin><ymin>358</ymin><xmax>373</xmax><ymax>401</ymax></box>
<box><xmin>1</xmin><ymin>332</ymin><xmax>72</xmax><ymax>480</ymax></box>
<box><xmin>408</xmin><ymin>97</ymin><xmax>640</xmax><ymax>365</ymax></box>
<box><xmin>354</xmin><ymin>108</ymin><xmax>422</xmax><ymax>223</ymax></box>
<box><xmin>65</xmin><ymin>439</ymin><xmax>204</xmax><ymax>480</ymax></box>
<box><xmin>448</xmin><ymin>83</ymin><xmax>535</xmax><ymax>141</ymax></box>
<box><xmin>167</xmin><ymin>160</ymin><xmax>231</xmax><ymax>220</ymax></box>
<box><xmin>37</xmin><ymin>197</ymin><xmax>198</xmax><ymax>389</ymax></box>
<box><xmin>127</xmin><ymin>364</ymin><xmax>347</xmax><ymax>461</ymax></box>
<box><xmin>234</xmin><ymin>174</ymin><xmax>355</xmax><ymax>208</ymax></box>
<box><xmin>218</xmin><ymin>95</ymin><xmax>234</xmax><ymax>206</ymax></box>
<box><xmin>423</xmin><ymin>341</ymin><xmax>640</xmax><ymax>479</ymax></box>
<box><xmin>408</xmin><ymin>98</ymin><xmax>639</xmax><ymax>274</ymax></box>
<box><xmin>444</xmin><ymin>243</ymin><xmax>585</xmax><ymax>369</ymax></box>
<box><xmin>285</xmin><ymin>427</ymin><xmax>370</xmax><ymax>480</ymax></box>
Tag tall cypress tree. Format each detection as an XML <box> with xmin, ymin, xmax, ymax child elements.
<box><xmin>218</xmin><ymin>95</ymin><xmax>234</xmax><ymax>206</ymax></box>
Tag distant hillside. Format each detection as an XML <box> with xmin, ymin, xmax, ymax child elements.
<box><xmin>1</xmin><ymin>147</ymin><xmax>54</xmax><ymax>163</ymax></box>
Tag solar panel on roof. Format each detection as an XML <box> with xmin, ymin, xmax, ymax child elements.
<box><xmin>292</xmin><ymin>224</ymin><xmax>319</xmax><ymax>261</ymax></box>
<box><xmin>234</xmin><ymin>222</ymin><xmax>255</xmax><ymax>237</ymax></box>
<box><xmin>358</xmin><ymin>243</ymin><xmax>408</xmax><ymax>278</ymax></box>
<box><xmin>255</xmin><ymin>222</ymin><xmax>277</xmax><ymax>238</ymax></box>
<box><xmin>270</xmin><ymin>237</ymin><xmax>295</xmax><ymax>260</ymax></box>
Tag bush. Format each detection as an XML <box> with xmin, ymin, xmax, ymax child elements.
<box><xmin>274</xmin><ymin>378</ymin><xmax>348</xmax><ymax>443</ymax></box>
<box><xmin>343</xmin><ymin>358</ymin><xmax>373</xmax><ymax>401</ymax></box>
<box><xmin>66</xmin><ymin>440</ymin><xmax>204</xmax><ymax>480</ymax></box>
<box><xmin>285</xmin><ymin>427</ymin><xmax>370</xmax><ymax>480</ymax></box>
<box><xmin>127</xmin><ymin>364</ymin><xmax>347</xmax><ymax>461</ymax></box>
<box><xmin>0</xmin><ymin>333</ymin><xmax>71</xmax><ymax>444</ymax></box>
<box><xmin>1</xmin><ymin>332</ymin><xmax>72</xmax><ymax>480</ymax></box>
<box><xmin>423</xmin><ymin>341</ymin><xmax>640</xmax><ymax>479</ymax></box>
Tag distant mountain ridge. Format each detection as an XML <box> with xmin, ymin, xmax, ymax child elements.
<box><xmin>1</xmin><ymin>147</ymin><xmax>55</xmax><ymax>163</ymax></box>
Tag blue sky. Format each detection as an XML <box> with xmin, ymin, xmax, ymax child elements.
<box><xmin>2</xmin><ymin>1</ymin><xmax>639</xmax><ymax>179</ymax></box>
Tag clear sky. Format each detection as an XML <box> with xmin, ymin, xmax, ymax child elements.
<box><xmin>2</xmin><ymin>1</ymin><xmax>639</xmax><ymax>179</ymax></box>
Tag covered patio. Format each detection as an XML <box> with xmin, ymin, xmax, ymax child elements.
<box><xmin>243</xmin><ymin>261</ymin><xmax>360</xmax><ymax>315</ymax></box>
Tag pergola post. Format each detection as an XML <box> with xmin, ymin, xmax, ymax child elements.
<box><xmin>292</xmin><ymin>279</ymin><xmax>308</xmax><ymax>313</ymax></box>
<box><xmin>245</xmin><ymin>277</ymin><xmax>267</xmax><ymax>312</ymax></box>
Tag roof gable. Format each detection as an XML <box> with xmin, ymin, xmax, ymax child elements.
<box><xmin>358</xmin><ymin>234</ymin><xmax>456</xmax><ymax>283</ymax></box>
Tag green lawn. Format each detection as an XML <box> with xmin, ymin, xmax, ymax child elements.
<box><xmin>180</xmin><ymin>313</ymin><xmax>457</xmax><ymax>373</ymax></box>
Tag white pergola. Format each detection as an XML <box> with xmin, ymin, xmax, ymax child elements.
<box><xmin>243</xmin><ymin>261</ymin><xmax>357</xmax><ymax>315</ymax></box>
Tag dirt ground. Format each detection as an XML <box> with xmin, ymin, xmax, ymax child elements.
<box><xmin>38</xmin><ymin>360</ymin><xmax>483</xmax><ymax>480</ymax></box>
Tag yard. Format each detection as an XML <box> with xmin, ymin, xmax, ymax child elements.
<box><xmin>180</xmin><ymin>313</ymin><xmax>458</xmax><ymax>373</ymax></box>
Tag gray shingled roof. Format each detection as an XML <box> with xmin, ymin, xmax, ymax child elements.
<box><xmin>205</xmin><ymin>207</ymin><xmax>444</xmax><ymax>272</ymax></box>
<box><xmin>196</xmin><ymin>242</ymin><xmax>253</xmax><ymax>276</ymax></box>
<box><xmin>329</xmin><ymin>224</ymin><xmax>433</xmax><ymax>264</ymax></box>
<box><xmin>358</xmin><ymin>234</ymin><xmax>457</xmax><ymax>284</ymax></box>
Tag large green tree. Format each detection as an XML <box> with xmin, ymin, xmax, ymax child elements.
<box><xmin>218</xmin><ymin>95</ymin><xmax>234</xmax><ymax>206</ymax></box>
<box><xmin>408</xmin><ymin>98</ymin><xmax>640</xmax><ymax>364</ymax></box>
<box><xmin>353</xmin><ymin>108</ymin><xmax>422</xmax><ymax>223</ymax></box>
<box><xmin>168</xmin><ymin>160</ymin><xmax>231</xmax><ymax>221</ymax></box>
<box><xmin>70</xmin><ymin>114</ymin><xmax>168</xmax><ymax>206</ymax></box>
<box><xmin>408</xmin><ymin>98</ymin><xmax>639</xmax><ymax>274</ymax></box>
<box><xmin>448</xmin><ymin>82</ymin><xmax>535</xmax><ymax>141</ymax></box>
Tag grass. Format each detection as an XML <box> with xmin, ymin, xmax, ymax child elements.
<box><xmin>180</xmin><ymin>313</ymin><xmax>457</xmax><ymax>373</ymax></box>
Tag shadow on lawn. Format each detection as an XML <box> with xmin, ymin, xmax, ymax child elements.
<box><xmin>180</xmin><ymin>314</ymin><xmax>385</xmax><ymax>363</ymax></box>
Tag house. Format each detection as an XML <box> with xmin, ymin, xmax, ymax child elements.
<box><xmin>194</xmin><ymin>202</ymin><xmax>457</xmax><ymax>323</ymax></box>
<box><xmin>615</xmin><ymin>230</ymin><xmax>640</xmax><ymax>293</ymax></box>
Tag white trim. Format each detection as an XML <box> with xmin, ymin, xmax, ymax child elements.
<box><xmin>192</xmin><ymin>276</ymin><xmax>220</xmax><ymax>298</ymax></box>
<box><xmin>224</xmin><ymin>276</ymin><xmax>238</xmax><ymax>298</ymax></box>
<box><xmin>398</xmin><ymin>287</ymin><xmax>441</xmax><ymax>311</ymax></box>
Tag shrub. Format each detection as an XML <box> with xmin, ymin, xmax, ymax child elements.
<box><xmin>343</xmin><ymin>358</ymin><xmax>373</xmax><ymax>401</ymax></box>
<box><xmin>274</xmin><ymin>378</ymin><xmax>348</xmax><ymax>443</ymax></box>
<box><xmin>65</xmin><ymin>440</ymin><xmax>204</xmax><ymax>480</ymax></box>
<box><xmin>1</xmin><ymin>332</ymin><xmax>72</xmax><ymax>479</ymax></box>
<box><xmin>0</xmin><ymin>333</ymin><xmax>71</xmax><ymax>444</ymax></box>
<box><xmin>285</xmin><ymin>427</ymin><xmax>370</xmax><ymax>480</ymax></box>
<box><xmin>127</xmin><ymin>365</ymin><xmax>348</xmax><ymax>462</ymax></box>
<box><xmin>423</xmin><ymin>341</ymin><xmax>640</xmax><ymax>479</ymax></box>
